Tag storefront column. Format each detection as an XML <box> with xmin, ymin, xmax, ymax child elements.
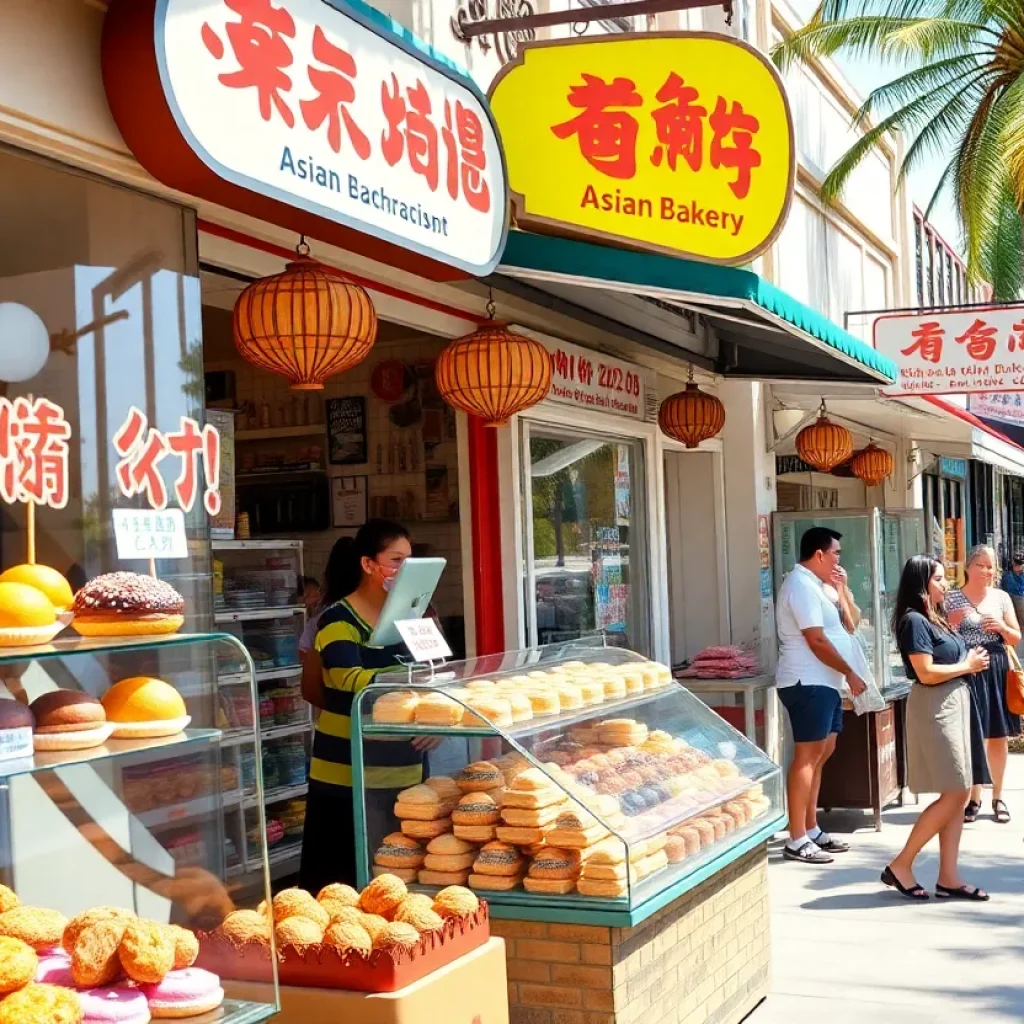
<box><xmin>468</xmin><ymin>414</ymin><xmax>505</xmax><ymax>655</ymax></box>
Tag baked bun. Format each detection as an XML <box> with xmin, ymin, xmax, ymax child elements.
<box><xmin>29</xmin><ymin>691</ymin><xmax>111</xmax><ymax>752</ymax></box>
<box><xmin>457</xmin><ymin>762</ymin><xmax>504</xmax><ymax>793</ymax></box>
<box><xmin>452</xmin><ymin>792</ymin><xmax>501</xmax><ymax>826</ymax></box>
<box><xmin>359</xmin><ymin>874</ymin><xmax>408</xmax><ymax>919</ymax></box>
<box><xmin>323</xmin><ymin>920</ymin><xmax>372</xmax><ymax>954</ymax></box>
<box><xmin>71</xmin><ymin>572</ymin><xmax>184</xmax><ymax>637</ymax></box>
<box><xmin>0</xmin><ymin>582</ymin><xmax>61</xmax><ymax>647</ymax></box>
<box><xmin>0</xmin><ymin>565</ymin><xmax>73</xmax><ymax>614</ymax></box>
<box><xmin>374</xmin><ymin>833</ymin><xmax>425</xmax><ymax>869</ymax></box>
<box><xmin>101</xmin><ymin>678</ymin><xmax>189</xmax><ymax>739</ymax></box>
<box><xmin>431</xmin><ymin>885</ymin><xmax>479</xmax><ymax>919</ymax></box>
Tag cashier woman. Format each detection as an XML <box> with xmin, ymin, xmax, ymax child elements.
<box><xmin>299</xmin><ymin>519</ymin><xmax>441</xmax><ymax>893</ymax></box>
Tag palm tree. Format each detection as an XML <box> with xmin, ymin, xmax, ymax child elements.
<box><xmin>773</xmin><ymin>0</ymin><xmax>1024</xmax><ymax>300</ymax></box>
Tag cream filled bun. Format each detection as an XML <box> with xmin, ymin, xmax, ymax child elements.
<box><xmin>102</xmin><ymin>677</ymin><xmax>189</xmax><ymax>738</ymax></box>
<box><xmin>30</xmin><ymin>690</ymin><xmax>112</xmax><ymax>751</ymax></box>
<box><xmin>0</xmin><ymin>564</ymin><xmax>74</xmax><ymax>616</ymax></box>
<box><xmin>72</xmin><ymin>572</ymin><xmax>184</xmax><ymax>637</ymax></box>
<box><xmin>0</xmin><ymin>581</ymin><xmax>62</xmax><ymax>647</ymax></box>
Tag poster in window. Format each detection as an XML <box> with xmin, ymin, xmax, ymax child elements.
<box><xmin>326</xmin><ymin>397</ymin><xmax>367</xmax><ymax>466</ymax></box>
<box><xmin>332</xmin><ymin>476</ymin><xmax>368</xmax><ymax>529</ymax></box>
<box><xmin>206</xmin><ymin>409</ymin><xmax>235</xmax><ymax>538</ymax></box>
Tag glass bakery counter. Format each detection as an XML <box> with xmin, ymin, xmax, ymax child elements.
<box><xmin>350</xmin><ymin>640</ymin><xmax>784</xmax><ymax>928</ymax></box>
<box><xmin>0</xmin><ymin>632</ymin><xmax>280</xmax><ymax>1023</ymax></box>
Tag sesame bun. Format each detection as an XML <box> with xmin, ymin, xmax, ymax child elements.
<box><xmin>0</xmin><ymin>581</ymin><xmax>62</xmax><ymax>647</ymax></box>
<box><xmin>30</xmin><ymin>691</ymin><xmax>106</xmax><ymax>733</ymax></box>
<box><xmin>0</xmin><ymin>565</ymin><xmax>73</xmax><ymax>614</ymax></box>
<box><xmin>71</xmin><ymin>572</ymin><xmax>184</xmax><ymax>637</ymax></box>
<box><xmin>101</xmin><ymin>678</ymin><xmax>189</xmax><ymax>738</ymax></box>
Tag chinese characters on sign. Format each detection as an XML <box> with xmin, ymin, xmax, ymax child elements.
<box><xmin>537</xmin><ymin>337</ymin><xmax>650</xmax><ymax>420</ymax></box>
<box><xmin>153</xmin><ymin>0</ymin><xmax>505</xmax><ymax>275</ymax></box>
<box><xmin>112</xmin><ymin>508</ymin><xmax>189</xmax><ymax>560</ymax></box>
<box><xmin>969</xmin><ymin>393</ymin><xmax>1024</xmax><ymax>426</ymax></box>
<box><xmin>875</xmin><ymin>305</ymin><xmax>1024</xmax><ymax>397</ymax></box>
<box><xmin>0</xmin><ymin>397</ymin><xmax>71</xmax><ymax>509</ymax></box>
<box><xmin>488</xmin><ymin>35</ymin><xmax>794</xmax><ymax>264</ymax></box>
<box><xmin>396</xmin><ymin>617</ymin><xmax>452</xmax><ymax>663</ymax></box>
<box><xmin>113</xmin><ymin>407</ymin><xmax>222</xmax><ymax>514</ymax></box>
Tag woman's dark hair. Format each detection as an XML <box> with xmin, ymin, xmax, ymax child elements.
<box><xmin>321</xmin><ymin>519</ymin><xmax>409</xmax><ymax>606</ymax></box>
<box><xmin>893</xmin><ymin>555</ymin><xmax>950</xmax><ymax>634</ymax></box>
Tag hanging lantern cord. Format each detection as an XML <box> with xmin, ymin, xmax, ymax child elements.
<box><xmin>297</xmin><ymin>234</ymin><xmax>310</xmax><ymax>257</ymax></box>
<box><xmin>485</xmin><ymin>290</ymin><xmax>497</xmax><ymax>321</ymax></box>
<box><xmin>687</xmin><ymin>365</ymin><xmax>695</xmax><ymax>384</ymax></box>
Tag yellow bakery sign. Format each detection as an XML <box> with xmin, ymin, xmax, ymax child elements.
<box><xmin>488</xmin><ymin>34</ymin><xmax>795</xmax><ymax>264</ymax></box>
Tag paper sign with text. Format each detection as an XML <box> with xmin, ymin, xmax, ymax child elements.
<box><xmin>113</xmin><ymin>508</ymin><xmax>188</xmax><ymax>560</ymax></box>
<box><xmin>397</xmin><ymin>617</ymin><xmax>452</xmax><ymax>663</ymax></box>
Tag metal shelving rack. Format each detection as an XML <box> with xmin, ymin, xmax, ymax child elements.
<box><xmin>212</xmin><ymin>538</ymin><xmax>311</xmax><ymax>882</ymax></box>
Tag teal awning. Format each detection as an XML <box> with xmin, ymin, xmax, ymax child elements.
<box><xmin>497</xmin><ymin>232</ymin><xmax>896</xmax><ymax>386</ymax></box>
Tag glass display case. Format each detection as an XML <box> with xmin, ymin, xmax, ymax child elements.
<box><xmin>350</xmin><ymin>640</ymin><xmax>783</xmax><ymax>927</ymax></box>
<box><xmin>773</xmin><ymin>509</ymin><xmax>925</xmax><ymax>697</ymax></box>
<box><xmin>0</xmin><ymin>633</ymin><xmax>279</xmax><ymax>1023</ymax></box>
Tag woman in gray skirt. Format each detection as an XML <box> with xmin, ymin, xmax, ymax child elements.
<box><xmin>883</xmin><ymin>556</ymin><xmax>990</xmax><ymax>901</ymax></box>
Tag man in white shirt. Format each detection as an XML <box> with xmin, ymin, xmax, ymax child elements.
<box><xmin>777</xmin><ymin>527</ymin><xmax>866</xmax><ymax>864</ymax></box>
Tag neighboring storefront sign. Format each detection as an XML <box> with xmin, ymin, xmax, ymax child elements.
<box><xmin>875</xmin><ymin>304</ymin><xmax>1024</xmax><ymax>397</ymax></box>
<box><xmin>533</xmin><ymin>337</ymin><xmax>652</xmax><ymax>420</ymax></box>
<box><xmin>488</xmin><ymin>34</ymin><xmax>795</xmax><ymax>265</ymax></box>
<box><xmin>939</xmin><ymin>457</ymin><xmax>968</xmax><ymax>480</ymax></box>
<box><xmin>102</xmin><ymin>0</ymin><xmax>509</xmax><ymax>279</ymax></box>
<box><xmin>970</xmin><ymin>392</ymin><xmax>1024</xmax><ymax>426</ymax></box>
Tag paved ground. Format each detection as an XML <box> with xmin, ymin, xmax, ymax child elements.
<box><xmin>747</xmin><ymin>755</ymin><xmax>1024</xmax><ymax>1023</ymax></box>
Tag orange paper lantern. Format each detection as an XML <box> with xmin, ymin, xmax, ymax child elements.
<box><xmin>658</xmin><ymin>374</ymin><xmax>725</xmax><ymax>449</ymax></box>
<box><xmin>434</xmin><ymin>318</ymin><xmax>552</xmax><ymax>426</ymax></box>
<box><xmin>850</xmin><ymin>443</ymin><xmax>894</xmax><ymax>486</ymax></box>
<box><xmin>232</xmin><ymin>242</ymin><xmax>377</xmax><ymax>390</ymax></box>
<box><xmin>796</xmin><ymin>407</ymin><xmax>854</xmax><ymax>472</ymax></box>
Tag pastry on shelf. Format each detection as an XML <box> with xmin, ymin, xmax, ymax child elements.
<box><xmin>0</xmin><ymin>565</ymin><xmax>74</xmax><ymax>623</ymax></box>
<box><xmin>0</xmin><ymin>581</ymin><xmax>64</xmax><ymax>648</ymax></box>
<box><xmin>30</xmin><ymin>691</ymin><xmax>112</xmax><ymax>752</ymax></box>
<box><xmin>393</xmin><ymin>784</ymin><xmax>455</xmax><ymax>821</ymax></box>
<box><xmin>71</xmin><ymin>573</ymin><xmax>184</xmax><ymax>637</ymax></box>
<box><xmin>101</xmin><ymin>678</ymin><xmax>189</xmax><ymax>739</ymax></box>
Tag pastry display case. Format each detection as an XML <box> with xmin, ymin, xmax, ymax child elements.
<box><xmin>0</xmin><ymin>633</ymin><xmax>280</xmax><ymax>1022</ymax></box>
<box><xmin>350</xmin><ymin>641</ymin><xmax>784</xmax><ymax>927</ymax></box>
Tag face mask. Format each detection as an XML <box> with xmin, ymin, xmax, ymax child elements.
<box><xmin>374</xmin><ymin>562</ymin><xmax>399</xmax><ymax>592</ymax></box>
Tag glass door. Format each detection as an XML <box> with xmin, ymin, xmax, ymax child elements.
<box><xmin>522</xmin><ymin>423</ymin><xmax>651</xmax><ymax>655</ymax></box>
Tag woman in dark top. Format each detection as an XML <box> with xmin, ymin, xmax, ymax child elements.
<box><xmin>884</xmin><ymin>556</ymin><xmax>990</xmax><ymax>901</ymax></box>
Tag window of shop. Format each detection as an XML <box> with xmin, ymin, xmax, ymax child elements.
<box><xmin>925</xmin><ymin>230</ymin><xmax>936</xmax><ymax>306</ymax></box>
<box><xmin>923</xmin><ymin>463</ymin><xmax>967</xmax><ymax>584</ymax></box>
<box><xmin>521</xmin><ymin>423</ymin><xmax>651</xmax><ymax>656</ymax></box>
<box><xmin>914</xmin><ymin>216</ymin><xmax>924</xmax><ymax>307</ymax></box>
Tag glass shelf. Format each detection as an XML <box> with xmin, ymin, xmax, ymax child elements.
<box><xmin>201</xmin><ymin>1000</ymin><xmax>278</xmax><ymax>1024</ymax></box>
<box><xmin>0</xmin><ymin>728</ymin><xmax>223</xmax><ymax>781</ymax></box>
<box><xmin>0</xmin><ymin>631</ymin><xmax>245</xmax><ymax>664</ymax></box>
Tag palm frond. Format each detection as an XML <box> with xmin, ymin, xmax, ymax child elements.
<box><xmin>977</xmin><ymin>188</ymin><xmax>1024</xmax><ymax>299</ymax></box>
<box><xmin>922</xmin><ymin>157</ymin><xmax>958</xmax><ymax>220</ymax></box>
<box><xmin>995</xmin><ymin>72</ymin><xmax>1024</xmax><ymax>199</ymax></box>
<box><xmin>881</xmin><ymin>18</ymin><xmax>997</xmax><ymax>60</ymax></box>
<box><xmin>851</xmin><ymin>55</ymin><xmax>989</xmax><ymax>123</ymax></box>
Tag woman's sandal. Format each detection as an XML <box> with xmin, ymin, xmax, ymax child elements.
<box><xmin>881</xmin><ymin>865</ymin><xmax>929</xmax><ymax>900</ymax></box>
<box><xmin>935</xmin><ymin>883</ymin><xmax>990</xmax><ymax>901</ymax></box>
<box><xmin>964</xmin><ymin>800</ymin><xmax>981</xmax><ymax>823</ymax></box>
<box><xmin>993</xmin><ymin>799</ymin><xmax>1011</xmax><ymax>824</ymax></box>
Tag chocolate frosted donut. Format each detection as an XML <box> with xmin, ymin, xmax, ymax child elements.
<box><xmin>72</xmin><ymin>573</ymin><xmax>184</xmax><ymax>638</ymax></box>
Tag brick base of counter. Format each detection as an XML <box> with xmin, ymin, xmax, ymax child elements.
<box><xmin>493</xmin><ymin>845</ymin><xmax>771</xmax><ymax>1024</ymax></box>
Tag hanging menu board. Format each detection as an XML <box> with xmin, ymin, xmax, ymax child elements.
<box><xmin>326</xmin><ymin>397</ymin><xmax>368</xmax><ymax>466</ymax></box>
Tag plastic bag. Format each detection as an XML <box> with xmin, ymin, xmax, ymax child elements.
<box><xmin>845</xmin><ymin>631</ymin><xmax>886</xmax><ymax>715</ymax></box>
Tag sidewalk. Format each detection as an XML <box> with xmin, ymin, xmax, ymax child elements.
<box><xmin>747</xmin><ymin>755</ymin><xmax>1024</xmax><ymax>1023</ymax></box>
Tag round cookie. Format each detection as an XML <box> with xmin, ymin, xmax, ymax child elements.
<box><xmin>0</xmin><ymin>907</ymin><xmax>68</xmax><ymax>951</ymax></box>
<box><xmin>0</xmin><ymin>935</ymin><xmax>37</xmax><ymax>994</ymax></box>
<box><xmin>0</xmin><ymin>984</ymin><xmax>83</xmax><ymax>1024</ymax></box>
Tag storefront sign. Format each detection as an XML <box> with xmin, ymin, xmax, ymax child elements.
<box><xmin>113</xmin><ymin>508</ymin><xmax>189</xmax><ymax>559</ymax></box>
<box><xmin>969</xmin><ymin>392</ymin><xmax>1024</xmax><ymax>426</ymax></box>
<box><xmin>488</xmin><ymin>34</ymin><xmax>795</xmax><ymax>265</ymax></box>
<box><xmin>102</xmin><ymin>0</ymin><xmax>508</xmax><ymax>279</ymax></box>
<box><xmin>939</xmin><ymin>457</ymin><xmax>967</xmax><ymax>480</ymax></box>
<box><xmin>114</xmin><ymin>408</ymin><xmax>222</xmax><ymax>515</ymax></box>
<box><xmin>0</xmin><ymin>397</ymin><xmax>71</xmax><ymax>509</ymax></box>
<box><xmin>536</xmin><ymin>338</ymin><xmax>651</xmax><ymax>420</ymax></box>
<box><xmin>875</xmin><ymin>304</ymin><xmax>1024</xmax><ymax>396</ymax></box>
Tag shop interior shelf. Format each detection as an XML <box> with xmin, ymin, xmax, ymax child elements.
<box><xmin>234</xmin><ymin>424</ymin><xmax>326</xmax><ymax>442</ymax></box>
<box><xmin>212</xmin><ymin>538</ymin><xmax>304</xmax><ymax>551</ymax></box>
<box><xmin>0</xmin><ymin>728</ymin><xmax>224</xmax><ymax>781</ymax></box>
<box><xmin>214</xmin><ymin>607</ymin><xmax>304</xmax><ymax>623</ymax></box>
<box><xmin>137</xmin><ymin>788</ymin><xmax>243</xmax><ymax>829</ymax></box>
<box><xmin>0</xmin><ymin>632</ymin><xmax>241</xmax><ymax>665</ymax></box>
<box><xmin>217</xmin><ymin>666</ymin><xmax>301</xmax><ymax>687</ymax></box>
<box><xmin>246</xmin><ymin>782</ymin><xmax>307</xmax><ymax>809</ymax></box>
<box><xmin>222</xmin><ymin>722</ymin><xmax>311</xmax><ymax>747</ymax></box>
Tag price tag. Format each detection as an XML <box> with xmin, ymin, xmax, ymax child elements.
<box><xmin>113</xmin><ymin>508</ymin><xmax>188</xmax><ymax>560</ymax></box>
<box><xmin>396</xmin><ymin>618</ymin><xmax>452</xmax><ymax>663</ymax></box>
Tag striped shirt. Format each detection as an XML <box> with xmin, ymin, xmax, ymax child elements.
<box><xmin>311</xmin><ymin>599</ymin><xmax>423</xmax><ymax>790</ymax></box>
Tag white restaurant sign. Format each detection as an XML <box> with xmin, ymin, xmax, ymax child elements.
<box><xmin>104</xmin><ymin>0</ymin><xmax>508</xmax><ymax>276</ymax></box>
<box><xmin>874</xmin><ymin>305</ymin><xmax>1024</xmax><ymax>397</ymax></box>
<box><xmin>969</xmin><ymin>393</ymin><xmax>1024</xmax><ymax>426</ymax></box>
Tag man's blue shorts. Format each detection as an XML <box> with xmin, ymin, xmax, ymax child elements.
<box><xmin>778</xmin><ymin>682</ymin><xmax>844</xmax><ymax>743</ymax></box>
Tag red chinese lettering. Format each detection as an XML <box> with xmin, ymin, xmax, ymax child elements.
<box><xmin>380</xmin><ymin>74</ymin><xmax>439</xmax><ymax>191</ymax></box>
<box><xmin>650</xmin><ymin>73</ymin><xmax>706</xmax><ymax>172</ymax></box>
<box><xmin>578</xmin><ymin>357</ymin><xmax>594</xmax><ymax>386</ymax></box>
<box><xmin>553</xmin><ymin>350</ymin><xmax>574</xmax><ymax>380</ymax></box>
<box><xmin>166</xmin><ymin>418</ymin><xmax>204</xmax><ymax>513</ymax></box>
<box><xmin>202</xmin><ymin>0</ymin><xmax>297</xmax><ymax>127</ymax></box>
<box><xmin>0</xmin><ymin>397</ymin><xmax>71</xmax><ymax>509</ymax></box>
<box><xmin>114</xmin><ymin>409</ymin><xmax>170</xmax><ymax>510</ymax></box>
<box><xmin>902</xmin><ymin>322</ymin><xmax>944</xmax><ymax>364</ymax></box>
<box><xmin>709</xmin><ymin>97</ymin><xmax>761</xmax><ymax>199</ymax></box>
<box><xmin>300</xmin><ymin>26</ymin><xmax>370</xmax><ymax>158</ymax></box>
<box><xmin>551</xmin><ymin>75</ymin><xmax>643</xmax><ymax>180</ymax></box>
<box><xmin>1009</xmin><ymin>320</ymin><xmax>1024</xmax><ymax>353</ymax></box>
<box><xmin>955</xmin><ymin>318</ymin><xmax>998</xmax><ymax>361</ymax></box>
<box><xmin>202</xmin><ymin>423</ymin><xmax>222</xmax><ymax>516</ymax></box>
<box><xmin>441</xmin><ymin>100</ymin><xmax>491</xmax><ymax>213</ymax></box>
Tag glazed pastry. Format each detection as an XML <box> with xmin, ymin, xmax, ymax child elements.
<box><xmin>0</xmin><ymin>984</ymin><xmax>82</xmax><ymax>1024</ymax></box>
<box><xmin>71</xmin><ymin>919</ymin><xmax>128</xmax><ymax>988</ymax></box>
<box><xmin>0</xmin><ymin>936</ymin><xmax>37</xmax><ymax>994</ymax></box>
<box><xmin>473</xmin><ymin>841</ymin><xmax>523</xmax><ymax>877</ymax></box>
<box><xmin>393</xmin><ymin>783</ymin><xmax>453</xmax><ymax>821</ymax></box>
<box><xmin>400</xmin><ymin>817</ymin><xmax>452</xmax><ymax>841</ymax></box>
<box><xmin>30</xmin><ymin>692</ymin><xmax>111</xmax><ymax>752</ymax></box>
<box><xmin>525</xmin><ymin>691</ymin><xmax>560</xmax><ymax>716</ymax></box>
<box><xmin>101</xmin><ymin>678</ymin><xmax>189</xmax><ymax>740</ymax></box>
<box><xmin>72</xmin><ymin>572</ymin><xmax>184</xmax><ymax>637</ymax></box>
<box><xmin>374</xmin><ymin>923</ymin><xmax>420</xmax><ymax>950</ymax></box>
<box><xmin>0</xmin><ymin>565</ymin><xmax>73</xmax><ymax>616</ymax></box>
<box><xmin>374</xmin><ymin>867</ymin><xmax>419</xmax><ymax>884</ymax></box>
<box><xmin>619</xmin><ymin>669</ymin><xmax>645</xmax><ymax>695</ymax></box>
<box><xmin>431</xmin><ymin>885</ymin><xmax>479</xmax><ymax>918</ymax></box>
<box><xmin>463</xmin><ymin>696</ymin><xmax>512</xmax><ymax>728</ymax></box>
<box><xmin>546</xmin><ymin>810</ymin><xmax>609</xmax><ymax>849</ymax></box>
<box><xmin>414</xmin><ymin>693</ymin><xmax>464</xmax><ymax>726</ymax></box>
<box><xmin>275</xmin><ymin>917</ymin><xmax>324</xmax><ymax>947</ymax></box>
<box><xmin>528</xmin><ymin>848</ymin><xmax>581</xmax><ymax>881</ymax></box>
<box><xmin>578</xmin><ymin>860</ymin><xmax>628</xmax><ymax>881</ymax></box>
<box><xmin>423</xmin><ymin>776</ymin><xmax>461</xmax><ymax>802</ymax></box>
<box><xmin>0</xmin><ymin>907</ymin><xmax>68</xmax><ymax>951</ymax></box>
<box><xmin>468</xmin><ymin>873</ymin><xmax>522</xmax><ymax>892</ymax></box>
<box><xmin>456</xmin><ymin>762</ymin><xmax>504</xmax><ymax>793</ymax></box>
<box><xmin>0</xmin><ymin>582</ymin><xmax>62</xmax><ymax>648</ymax></box>
<box><xmin>375</xmin><ymin>833</ymin><xmax>426</xmax><ymax>869</ymax></box>
<box><xmin>118</xmin><ymin>919</ymin><xmax>175</xmax><ymax>983</ymax></box>
<box><xmin>452</xmin><ymin>792</ymin><xmax>501</xmax><ymax>826</ymax></box>
<box><xmin>359</xmin><ymin>874</ymin><xmax>408</xmax><ymax>919</ymax></box>
<box><xmin>417</xmin><ymin>869</ymin><xmax>471</xmax><ymax>887</ymax></box>
<box><xmin>372</xmin><ymin>691</ymin><xmax>419</xmax><ymax>724</ymax></box>
<box><xmin>272</xmin><ymin>889</ymin><xmax>329</xmax><ymax>928</ymax></box>
<box><xmin>141</xmin><ymin>968</ymin><xmax>224</xmax><ymax>1018</ymax></box>
<box><xmin>323</xmin><ymin>920</ymin><xmax>372</xmax><ymax>954</ymax></box>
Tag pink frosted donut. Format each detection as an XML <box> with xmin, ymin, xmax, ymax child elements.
<box><xmin>141</xmin><ymin>967</ymin><xmax>225</xmax><ymax>1018</ymax></box>
<box><xmin>79</xmin><ymin>985</ymin><xmax>152</xmax><ymax>1024</ymax></box>
<box><xmin>34</xmin><ymin>952</ymin><xmax>74</xmax><ymax>985</ymax></box>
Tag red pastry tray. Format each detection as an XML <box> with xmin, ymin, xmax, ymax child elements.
<box><xmin>196</xmin><ymin>903</ymin><xmax>489</xmax><ymax>994</ymax></box>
